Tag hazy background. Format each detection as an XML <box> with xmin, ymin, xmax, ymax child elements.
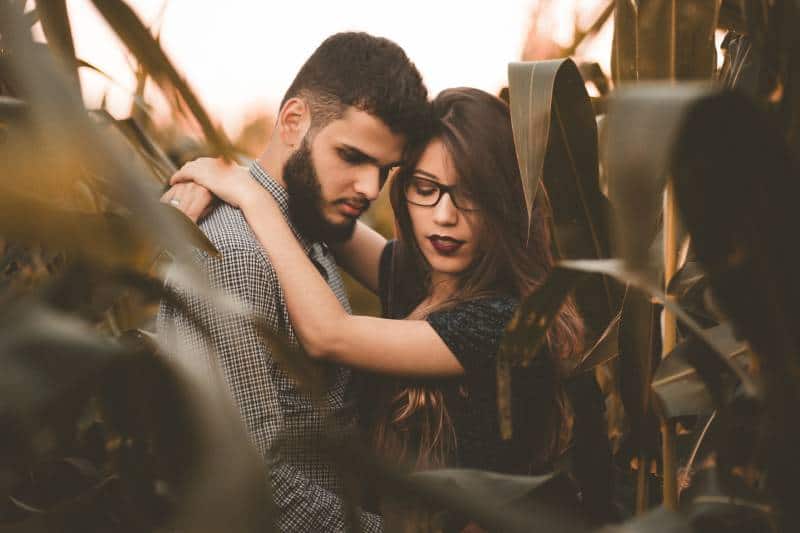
<box><xmin>42</xmin><ymin>0</ymin><xmax>614</xmax><ymax>314</ymax></box>
<box><xmin>58</xmin><ymin>0</ymin><xmax>612</xmax><ymax>137</ymax></box>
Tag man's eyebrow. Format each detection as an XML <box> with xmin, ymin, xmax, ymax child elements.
<box><xmin>340</xmin><ymin>144</ymin><xmax>378</xmax><ymax>164</ymax></box>
<box><xmin>341</xmin><ymin>143</ymin><xmax>402</xmax><ymax>168</ymax></box>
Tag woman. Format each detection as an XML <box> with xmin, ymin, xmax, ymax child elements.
<box><xmin>168</xmin><ymin>88</ymin><xmax>586</xmax><ymax>478</ymax></box>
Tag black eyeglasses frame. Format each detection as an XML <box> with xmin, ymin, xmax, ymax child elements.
<box><xmin>403</xmin><ymin>175</ymin><xmax>480</xmax><ymax>212</ymax></box>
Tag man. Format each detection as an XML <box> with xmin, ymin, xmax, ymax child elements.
<box><xmin>157</xmin><ymin>32</ymin><xmax>429</xmax><ymax>532</ymax></box>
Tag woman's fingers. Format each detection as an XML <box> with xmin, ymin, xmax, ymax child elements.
<box><xmin>164</xmin><ymin>158</ymin><xmax>252</xmax><ymax>210</ymax></box>
<box><xmin>170</xmin><ymin>163</ymin><xmax>201</xmax><ymax>185</ymax></box>
<box><xmin>169</xmin><ymin>157</ymin><xmax>230</xmax><ymax>185</ymax></box>
<box><xmin>161</xmin><ymin>183</ymin><xmax>214</xmax><ymax>223</ymax></box>
<box><xmin>181</xmin><ymin>184</ymin><xmax>215</xmax><ymax>222</ymax></box>
<box><xmin>160</xmin><ymin>187</ymin><xmax>176</xmax><ymax>204</ymax></box>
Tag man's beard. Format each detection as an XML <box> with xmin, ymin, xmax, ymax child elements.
<box><xmin>283</xmin><ymin>138</ymin><xmax>358</xmax><ymax>244</ymax></box>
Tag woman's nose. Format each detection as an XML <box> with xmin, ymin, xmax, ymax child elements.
<box><xmin>432</xmin><ymin>192</ymin><xmax>459</xmax><ymax>225</ymax></box>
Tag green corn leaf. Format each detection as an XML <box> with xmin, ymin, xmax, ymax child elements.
<box><xmin>559</xmin><ymin>258</ymin><xmax>760</xmax><ymax>400</ymax></box>
<box><xmin>652</xmin><ymin>323</ymin><xmax>751</xmax><ymax>418</ymax></box>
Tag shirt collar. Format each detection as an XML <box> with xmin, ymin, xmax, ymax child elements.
<box><xmin>248</xmin><ymin>160</ymin><xmax>314</xmax><ymax>255</ymax></box>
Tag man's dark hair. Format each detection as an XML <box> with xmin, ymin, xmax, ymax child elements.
<box><xmin>281</xmin><ymin>32</ymin><xmax>430</xmax><ymax>147</ymax></box>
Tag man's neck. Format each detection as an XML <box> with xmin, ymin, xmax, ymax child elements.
<box><xmin>256</xmin><ymin>146</ymin><xmax>286</xmax><ymax>189</ymax></box>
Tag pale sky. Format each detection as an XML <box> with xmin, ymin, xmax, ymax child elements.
<box><xmin>59</xmin><ymin>0</ymin><xmax>609</xmax><ymax>136</ymax></box>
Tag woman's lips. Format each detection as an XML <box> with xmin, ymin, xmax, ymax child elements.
<box><xmin>429</xmin><ymin>235</ymin><xmax>464</xmax><ymax>255</ymax></box>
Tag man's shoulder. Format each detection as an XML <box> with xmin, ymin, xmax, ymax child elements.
<box><xmin>158</xmin><ymin>205</ymin><xmax>281</xmax><ymax>324</ymax></box>
<box><xmin>199</xmin><ymin>204</ymin><xmax>266</xmax><ymax>255</ymax></box>
<box><xmin>194</xmin><ymin>205</ymin><xmax>278</xmax><ymax>276</ymax></box>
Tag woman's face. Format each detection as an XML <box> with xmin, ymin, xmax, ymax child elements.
<box><xmin>405</xmin><ymin>138</ymin><xmax>482</xmax><ymax>282</ymax></box>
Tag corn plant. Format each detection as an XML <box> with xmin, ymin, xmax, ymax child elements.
<box><xmin>2</xmin><ymin>0</ymin><xmax>800</xmax><ymax>532</ymax></box>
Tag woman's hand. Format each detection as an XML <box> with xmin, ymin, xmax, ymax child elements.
<box><xmin>160</xmin><ymin>182</ymin><xmax>215</xmax><ymax>223</ymax></box>
<box><xmin>168</xmin><ymin>158</ymin><xmax>253</xmax><ymax>209</ymax></box>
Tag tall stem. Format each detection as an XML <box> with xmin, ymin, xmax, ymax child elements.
<box><xmin>636</xmin><ymin>452</ymin><xmax>650</xmax><ymax>513</ymax></box>
<box><xmin>661</xmin><ymin>0</ymin><xmax>679</xmax><ymax>506</ymax></box>
<box><xmin>661</xmin><ymin>180</ymin><xmax>679</xmax><ymax>509</ymax></box>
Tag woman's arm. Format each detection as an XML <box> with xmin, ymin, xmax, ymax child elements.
<box><xmin>170</xmin><ymin>163</ymin><xmax>463</xmax><ymax>377</ymax></box>
<box><xmin>239</xmin><ymin>187</ymin><xmax>462</xmax><ymax>376</ymax></box>
<box><xmin>330</xmin><ymin>221</ymin><xmax>387</xmax><ymax>294</ymax></box>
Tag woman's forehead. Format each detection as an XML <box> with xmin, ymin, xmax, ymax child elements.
<box><xmin>415</xmin><ymin>138</ymin><xmax>457</xmax><ymax>185</ymax></box>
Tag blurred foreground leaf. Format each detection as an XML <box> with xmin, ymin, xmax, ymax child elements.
<box><xmin>89</xmin><ymin>0</ymin><xmax>235</xmax><ymax>160</ymax></box>
<box><xmin>93</xmin><ymin>110</ymin><xmax>177</xmax><ymax>182</ymax></box>
<box><xmin>0</xmin><ymin>301</ymin><xmax>120</xmax><ymax>421</ymax></box>
<box><xmin>602</xmin><ymin>505</ymin><xmax>690</xmax><ymax>532</ymax></box>
<box><xmin>603</xmin><ymin>83</ymin><xmax>714</xmax><ymax>273</ymax></box>
<box><xmin>0</xmin><ymin>95</ymin><xmax>27</xmax><ymax>121</ymax></box>
<box><xmin>682</xmin><ymin>467</ymin><xmax>774</xmax><ymax>532</ymax></box>
<box><xmin>0</xmin><ymin>306</ymin><xmax>271</xmax><ymax>531</ymax></box>
<box><xmin>37</xmin><ymin>0</ymin><xmax>79</xmax><ymax>89</ymax></box>
<box><xmin>386</xmin><ymin>469</ymin><xmax>582</xmax><ymax>532</ymax></box>
<box><xmin>0</xmin><ymin>190</ymin><xmax>216</xmax><ymax>271</ymax></box>
<box><xmin>319</xmin><ymin>434</ymin><xmax>588</xmax><ymax>533</ymax></box>
<box><xmin>0</xmin><ymin>5</ymin><xmax>219</xmax><ymax>269</ymax></box>
<box><xmin>670</xmin><ymin>88</ymin><xmax>800</xmax><ymax>530</ymax></box>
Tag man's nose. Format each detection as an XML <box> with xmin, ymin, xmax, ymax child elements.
<box><xmin>432</xmin><ymin>192</ymin><xmax>458</xmax><ymax>226</ymax></box>
<box><xmin>352</xmin><ymin>166</ymin><xmax>381</xmax><ymax>201</ymax></box>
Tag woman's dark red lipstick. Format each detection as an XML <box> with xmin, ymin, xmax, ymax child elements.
<box><xmin>428</xmin><ymin>235</ymin><xmax>465</xmax><ymax>255</ymax></box>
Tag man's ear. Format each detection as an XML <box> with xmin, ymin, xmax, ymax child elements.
<box><xmin>277</xmin><ymin>97</ymin><xmax>311</xmax><ymax>149</ymax></box>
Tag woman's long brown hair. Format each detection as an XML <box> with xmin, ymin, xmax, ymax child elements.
<box><xmin>370</xmin><ymin>88</ymin><xmax>585</xmax><ymax>471</ymax></box>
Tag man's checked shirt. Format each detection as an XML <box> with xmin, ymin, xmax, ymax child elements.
<box><xmin>157</xmin><ymin>161</ymin><xmax>382</xmax><ymax>532</ymax></box>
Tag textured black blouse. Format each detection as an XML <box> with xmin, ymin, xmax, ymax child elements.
<box><xmin>377</xmin><ymin>241</ymin><xmax>558</xmax><ymax>474</ymax></box>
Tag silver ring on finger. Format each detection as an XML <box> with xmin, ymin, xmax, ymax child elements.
<box><xmin>169</xmin><ymin>198</ymin><xmax>181</xmax><ymax>207</ymax></box>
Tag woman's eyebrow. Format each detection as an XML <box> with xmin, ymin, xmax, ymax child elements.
<box><xmin>412</xmin><ymin>169</ymin><xmax>441</xmax><ymax>182</ymax></box>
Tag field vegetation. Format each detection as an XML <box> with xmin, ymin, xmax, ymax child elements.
<box><xmin>1</xmin><ymin>1</ymin><xmax>799</xmax><ymax>531</ymax></box>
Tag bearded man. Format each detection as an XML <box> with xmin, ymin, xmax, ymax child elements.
<box><xmin>157</xmin><ymin>32</ymin><xmax>429</xmax><ymax>532</ymax></box>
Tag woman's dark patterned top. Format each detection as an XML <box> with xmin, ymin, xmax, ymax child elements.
<box><xmin>377</xmin><ymin>240</ymin><xmax>557</xmax><ymax>474</ymax></box>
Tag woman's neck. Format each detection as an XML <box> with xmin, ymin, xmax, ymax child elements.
<box><xmin>427</xmin><ymin>271</ymin><xmax>459</xmax><ymax>306</ymax></box>
<box><xmin>405</xmin><ymin>272</ymin><xmax>459</xmax><ymax>320</ymax></box>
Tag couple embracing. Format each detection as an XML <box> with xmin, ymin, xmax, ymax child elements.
<box><xmin>158</xmin><ymin>32</ymin><xmax>611</xmax><ymax>532</ymax></box>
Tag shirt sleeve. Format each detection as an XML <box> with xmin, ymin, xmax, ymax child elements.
<box><xmin>425</xmin><ymin>297</ymin><xmax>517</xmax><ymax>377</ymax></box>
<box><xmin>271</xmin><ymin>461</ymin><xmax>383</xmax><ymax>532</ymax></box>
<box><xmin>157</xmin><ymin>248</ymin><xmax>382</xmax><ymax>532</ymax></box>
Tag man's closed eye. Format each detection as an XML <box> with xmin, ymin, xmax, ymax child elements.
<box><xmin>337</xmin><ymin>147</ymin><xmax>371</xmax><ymax>165</ymax></box>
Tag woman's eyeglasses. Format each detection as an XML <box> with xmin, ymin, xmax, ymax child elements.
<box><xmin>403</xmin><ymin>175</ymin><xmax>479</xmax><ymax>212</ymax></box>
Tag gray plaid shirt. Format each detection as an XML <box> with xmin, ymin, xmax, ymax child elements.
<box><xmin>157</xmin><ymin>161</ymin><xmax>381</xmax><ymax>532</ymax></box>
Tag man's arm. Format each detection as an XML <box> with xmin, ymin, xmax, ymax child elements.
<box><xmin>157</xmin><ymin>246</ymin><xmax>382</xmax><ymax>532</ymax></box>
<box><xmin>330</xmin><ymin>221</ymin><xmax>387</xmax><ymax>294</ymax></box>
